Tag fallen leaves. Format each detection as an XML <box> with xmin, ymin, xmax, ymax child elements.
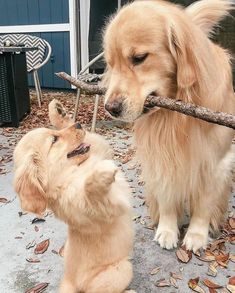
<box><xmin>207</xmin><ymin>261</ymin><xmax>218</xmax><ymax>277</ymax></box>
<box><xmin>34</xmin><ymin>239</ymin><xmax>50</xmax><ymax>255</ymax></box>
<box><xmin>31</xmin><ymin>218</ymin><xmax>46</xmax><ymax>224</ymax></box>
<box><xmin>0</xmin><ymin>197</ymin><xmax>9</xmax><ymax>203</ymax></box>
<box><xmin>150</xmin><ymin>266</ymin><xmax>161</xmax><ymax>275</ymax></box>
<box><xmin>155</xmin><ymin>279</ymin><xmax>171</xmax><ymax>288</ymax></box>
<box><xmin>25</xmin><ymin>282</ymin><xmax>49</xmax><ymax>293</ymax></box>
<box><xmin>26</xmin><ymin>240</ymin><xmax>36</xmax><ymax>250</ymax></box>
<box><xmin>176</xmin><ymin>245</ymin><xmax>192</xmax><ymax>263</ymax></box>
<box><xmin>26</xmin><ymin>258</ymin><xmax>40</xmax><ymax>263</ymax></box>
<box><xmin>188</xmin><ymin>277</ymin><xmax>205</xmax><ymax>293</ymax></box>
<box><xmin>215</xmin><ymin>252</ymin><xmax>230</xmax><ymax>268</ymax></box>
<box><xmin>203</xmin><ymin>279</ymin><xmax>223</xmax><ymax>289</ymax></box>
<box><xmin>227</xmin><ymin>276</ymin><xmax>235</xmax><ymax>292</ymax></box>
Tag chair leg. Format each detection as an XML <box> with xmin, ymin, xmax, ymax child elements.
<box><xmin>33</xmin><ymin>71</ymin><xmax>41</xmax><ymax>107</ymax></box>
<box><xmin>91</xmin><ymin>94</ymin><xmax>99</xmax><ymax>132</ymax></box>
<box><xmin>73</xmin><ymin>88</ymin><xmax>81</xmax><ymax>122</ymax></box>
<box><xmin>35</xmin><ymin>70</ymin><xmax>42</xmax><ymax>103</ymax></box>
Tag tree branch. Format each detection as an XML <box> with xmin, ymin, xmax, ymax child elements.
<box><xmin>56</xmin><ymin>71</ymin><xmax>235</xmax><ymax>130</ymax></box>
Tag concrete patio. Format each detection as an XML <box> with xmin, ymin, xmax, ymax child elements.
<box><xmin>0</xmin><ymin>93</ymin><xmax>234</xmax><ymax>293</ymax></box>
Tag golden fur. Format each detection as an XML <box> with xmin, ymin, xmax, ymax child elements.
<box><xmin>103</xmin><ymin>0</ymin><xmax>235</xmax><ymax>252</ymax></box>
<box><xmin>13</xmin><ymin>100</ymin><xmax>135</xmax><ymax>293</ymax></box>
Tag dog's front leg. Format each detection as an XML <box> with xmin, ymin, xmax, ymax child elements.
<box><xmin>154</xmin><ymin>195</ymin><xmax>179</xmax><ymax>250</ymax></box>
<box><xmin>85</xmin><ymin>160</ymin><xmax>117</xmax><ymax>199</ymax></box>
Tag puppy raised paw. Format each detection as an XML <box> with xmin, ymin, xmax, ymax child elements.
<box><xmin>49</xmin><ymin>99</ymin><xmax>73</xmax><ymax>129</ymax></box>
<box><xmin>85</xmin><ymin>160</ymin><xmax>118</xmax><ymax>197</ymax></box>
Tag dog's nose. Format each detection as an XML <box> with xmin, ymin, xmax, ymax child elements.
<box><xmin>105</xmin><ymin>100</ymin><xmax>123</xmax><ymax>117</ymax></box>
<box><xmin>75</xmin><ymin>122</ymin><xmax>82</xmax><ymax>129</ymax></box>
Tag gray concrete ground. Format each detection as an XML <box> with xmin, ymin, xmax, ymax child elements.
<box><xmin>0</xmin><ymin>121</ymin><xmax>234</xmax><ymax>293</ymax></box>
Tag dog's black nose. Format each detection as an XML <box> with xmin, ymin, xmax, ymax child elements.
<box><xmin>75</xmin><ymin>122</ymin><xmax>82</xmax><ymax>129</ymax></box>
<box><xmin>105</xmin><ymin>100</ymin><xmax>123</xmax><ymax>117</ymax></box>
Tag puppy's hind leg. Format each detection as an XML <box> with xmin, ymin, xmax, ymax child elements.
<box><xmin>86</xmin><ymin>259</ymin><xmax>133</xmax><ymax>293</ymax></box>
<box><xmin>59</xmin><ymin>278</ymin><xmax>77</xmax><ymax>293</ymax></box>
<box><xmin>48</xmin><ymin>99</ymin><xmax>74</xmax><ymax>129</ymax></box>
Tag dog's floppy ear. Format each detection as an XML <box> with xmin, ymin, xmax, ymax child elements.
<box><xmin>14</xmin><ymin>151</ymin><xmax>47</xmax><ymax>215</ymax></box>
<box><xmin>167</xmin><ymin>22</ymin><xmax>197</xmax><ymax>89</ymax></box>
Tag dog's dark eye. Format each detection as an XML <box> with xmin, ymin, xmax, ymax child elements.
<box><xmin>52</xmin><ymin>136</ymin><xmax>59</xmax><ymax>144</ymax></box>
<box><xmin>131</xmin><ymin>53</ymin><xmax>149</xmax><ymax>66</ymax></box>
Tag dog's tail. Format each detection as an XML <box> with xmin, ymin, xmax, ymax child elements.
<box><xmin>186</xmin><ymin>0</ymin><xmax>234</xmax><ymax>35</ymax></box>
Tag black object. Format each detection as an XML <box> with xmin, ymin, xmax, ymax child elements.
<box><xmin>0</xmin><ymin>51</ymin><xmax>30</xmax><ymax>127</ymax></box>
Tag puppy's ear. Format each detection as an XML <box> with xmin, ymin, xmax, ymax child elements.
<box><xmin>14</xmin><ymin>151</ymin><xmax>47</xmax><ymax>215</ymax></box>
<box><xmin>167</xmin><ymin>23</ymin><xmax>197</xmax><ymax>89</ymax></box>
<box><xmin>186</xmin><ymin>0</ymin><xmax>233</xmax><ymax>36</ymax></box>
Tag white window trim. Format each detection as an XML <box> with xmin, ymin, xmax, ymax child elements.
<box><xmin>69</xmin><ymin>0</ymin><xmax>78</xmax><ymax>84</ymax></box>
<box><xmin>0</xmin><ymin>23</ymin><xmax>70</xmax><ymax>33</ymax></box>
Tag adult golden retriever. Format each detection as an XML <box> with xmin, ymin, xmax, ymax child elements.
<box><xmin>14</xmin><ymin>100</ymin><xmax>135</xmax><ymax>293</ymax></box>
<box><xmin>103</xmin><ymin>0</ymin><xmax>235</xmax><ymax>252</ymax></box>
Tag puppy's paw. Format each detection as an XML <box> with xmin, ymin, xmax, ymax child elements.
<box><xmin>154</xmin><ymin>228</ymin><xmax>178</xmax><ymax>250</ymax></box>
<box><xmin>183</xmin><ymin>231</ymin><xmax>208</xmax><ymax>253</ymax></box>
<box><xmin>97</xmin><ymin>161</ymin><xmax>118</xmax><ymax>186</ymax></box>
<box><xmin>49</xmin><ymin>99</ymin><xmax>72</xmax><ymax>129</ymax></box>
<box><xmin>49</xmin><ymin>99</ymin><xmax>67</xmax><ymax>117</ymax></box>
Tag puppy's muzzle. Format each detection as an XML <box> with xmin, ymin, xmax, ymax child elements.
<box><xmin>105</xmin><ymin>99</ymin><xmax>123</xmax><ymax>118</ymax></box>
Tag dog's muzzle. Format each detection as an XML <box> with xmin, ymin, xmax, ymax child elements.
<box><xmin>105</xmin><ymin>100</ymin><xmax>123</xmax><ymax>118</ymax></box>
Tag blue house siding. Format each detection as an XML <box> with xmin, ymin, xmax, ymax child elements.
<box><xmin>0</xmin><ymin>0</ymin><xmax>73</xmax><ymax>89</ymax></box>
<box><xmin>27</xmin><ymin>32</ymin><xmax>71</xmax><ymax>89</ymax></box>
<box><xmin>0</xmin><ymin>0</ymin><xmax>69</xmax><ymax>26</ymax></box>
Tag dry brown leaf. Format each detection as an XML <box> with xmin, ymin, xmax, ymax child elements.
<box><xmin>198</xmin><ymin>255</ymin><xmax>216</xmax><ymax>262</ymax></box>
<box><xmin>207</xmin><ymin>262</ymin><xmax>218</xmax><ymax>277</ymax></box>
<box><xmin>26</xmin><ymin>258</ymin><xmax>40</xmax><ymax>263</ymax></box>
<box><xmin>215</xmin><ymin>253</ymin><xmax>230</xmax><ymax>267</ymax></box>
<box><xmin>203</xmin><ymin>279</ymin><xmax>223</xmax><ymax>289</ymax></box>
<box><xmin>25</xmin><ymin>282</ymin><xmax>49</xmax><ymax>293</ymax></box>
<box><xmin>170</xmin><ymin>272</ymin><xmax>183</xmax><ymax>280</ymax></box>
<box><xmin>34</xmin><ymin>239</ymin><xmax>50</xmax><ymax>255</ymax></box>
<box><xmin>155</xmin><ymin>279</ymin><xmax>171</xmax><ymax>287</ymax></box>
<box><xmin>210</xmin><ymin>239</ymin><xmax>226</xmax><ymax>252</ymax></box>
<box><xmin>229</xmin><ymin>277</ymin><xmax>235</xmax><ymax>286</ymax></box>
<box><xmin>0</xmin><ymin>197</ymin><xmax>9</xmax><ymax>203</ymax></box>
<box><xmin>176</xmin><ymin>245</ymin><xmax>192</xmax><ymax>263</ymax></box>
<box><xmin>59</xmin><ymin>245</ymin><xmax>64</xmax><ymax>257</ymax></box>
<box><xmin>170</xmin><ymin>276</ymin><xmax>178</xmax><ymax>288</ymax></box>
<box><xmin>188</xmin><ymin>277</ymin><xmax>205</xmax><ymax>293</ymax></box>
<box><xmin>150</xmin><ymin>267</ymin><xmax>161</xmax><ymax>275</ymax></box>
<box><xmin>227</xmin><ymin>284</ymin><xmax>235</xmax><ymax>293</ymax></box>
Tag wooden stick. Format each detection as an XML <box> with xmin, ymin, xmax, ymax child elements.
<box><xmin>56</xmin><ymin>72</ymin><xmax>105</xmax><ymax>95</ymax></box>
<box><xmin>56</xmin><ymin>71</ymin><xmax>235</xmax><ymax>130</ymax></box>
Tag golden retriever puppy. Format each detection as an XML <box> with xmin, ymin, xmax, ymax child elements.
<box><xmin>13</xmin><ymin>100</ymin><xmax>135</xmax><ymax>293</ymax></box>
<box><xmin>103</xmin><ymin>0</ymin><xmax>235</xmax><ymax>252</ymax></box>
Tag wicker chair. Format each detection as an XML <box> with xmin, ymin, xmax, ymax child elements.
<box><xmin>0</xmin><ymin>34</ymin><xmax>52</xmax><ymax>107</ymax></box>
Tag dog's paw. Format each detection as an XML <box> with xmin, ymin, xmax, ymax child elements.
<box><xmin>154</xmin><ymin>228</ymin><xmax>178</xmax><ymax>250</ymax></box>
<box><xmin>183</xmin><ymin>231</ymin><xmax>208</xmax><ymax>253</ymax></box>
<box><xmin>96</xmin><ymin>160</ymin><xmax>118</xmax><ymax>185</ymax></box>
<box><xmin>49</xmin><ymin>99</ymin><xmax>67</xmax><ymax>117</ymax></box>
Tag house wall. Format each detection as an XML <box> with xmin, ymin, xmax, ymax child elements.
<box><xmin>0</xmin><ymin>0</ymin><xmax>78</xmax><ymax>89</ymax></box>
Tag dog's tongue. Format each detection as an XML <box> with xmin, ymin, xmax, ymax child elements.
<box><xmin>67</xmin><ymin>143</ymin><xmax>90</xmax><ymax>158</ymax></box>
